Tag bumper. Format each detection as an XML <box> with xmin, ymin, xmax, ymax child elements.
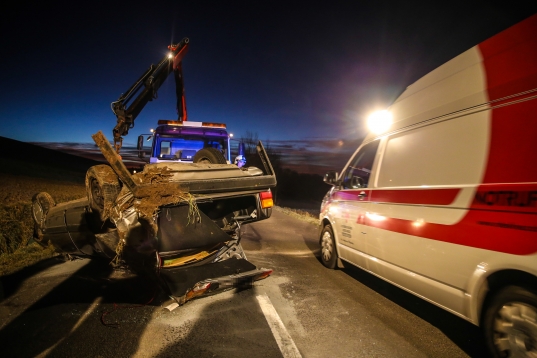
<box><xmin>159</xmin><ymin>258</ymin><xmax>273</xmax><ymax>304</ymax></box>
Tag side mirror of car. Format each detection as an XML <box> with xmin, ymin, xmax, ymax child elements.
<box><xmin>323</xmin><ymin>171</ymin><xmax>339</xmax><ymax>185</ymax></box>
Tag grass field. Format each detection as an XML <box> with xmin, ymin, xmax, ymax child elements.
<box><xmin>0</xmin><ymin>172</ymin><xmax>87</xmax><ymax>276</ymax></box>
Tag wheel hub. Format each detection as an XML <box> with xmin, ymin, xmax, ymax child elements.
<box><xmin>90</xmin><ymin>179</ymin><xmax>104</xmax><ymax>209</ymax></box>
<box><xmin>494</xmin><ymin>302</ymin><xmax>537</xmax><ymax>357</ymax></box>
<box><xmin>321</xmin><ymin>232</ymin><xmax>333</xmax><ymax>262</ymax></box>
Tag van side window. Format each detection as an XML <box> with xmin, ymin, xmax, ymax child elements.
<box><xmin>341</xmin><ymin>140</ymin><xmax>380</xmax><ymax>189</ymax></box>
<box><xmin>377</xmin><ymin>115</ymin><xmax>487</xmax><ymax>187</ymax></box>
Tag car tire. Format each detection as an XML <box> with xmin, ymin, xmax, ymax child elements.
<box><xmin>193</xmin><ymin>147</ymin><xmax>227</xmax><ymax>164</ymax></box>
<box><xmin>31</xmin><ymin>192</ymin><xmax>56</xmax><ymax>245</ymax></box>
<box><xmin>482</xmin><ymin>285</ymin><xmax>537</xmax><ymax>358</ymax></box>
<box><xmin>85</xmin><ymin>165</ymin><xmax>121</xmax><ymax>221</ymax></box>
<box><xmin>320</xmin><ymin>224</ymin><xmax>338</xmax><ymax>269</ymax></box>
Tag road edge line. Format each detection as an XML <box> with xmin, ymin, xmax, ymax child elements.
<box><xmin>256</xmin><ymin>294</ymin><xmax>302</xmax><ymax>358</ymax></box>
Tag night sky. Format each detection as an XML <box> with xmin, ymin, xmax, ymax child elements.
<box><xmin>2</xmin><ymin>1</ymin><xmax>537</xmax><ymax>174</ymax></box>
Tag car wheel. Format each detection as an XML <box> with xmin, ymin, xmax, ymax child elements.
<box><xmin>31</xmin><ymin>192</ymin><xmax>56</xmax><ymax>245</ymax></box>
<box><xmin>193</xmin><ymin>147</ymin><xmax>227</xmax><ymax>164</ymax></box>
<box><xmin>482</xmin><ymin>285</ymin><xmax>537</xmax><ymax>358</ymax></box>
<box><xmin>320</xmin><ymin>224</ymin><xmax>337</xmax><ymax>269</ymax></box>
<box><xmin>85</xmin><ymin>165</ymin><xmax>121</xmax><ymax>221</ymax></box>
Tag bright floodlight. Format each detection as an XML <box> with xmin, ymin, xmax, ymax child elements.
<box><xmin>168</xmin><ymin>53</ymin><xmax>173</xmax><ymax>59</ymax></box>
<box><xmin>367</xmin><ymin>110</ymin><xmax>392</xmax><ymax>134</ymax></box>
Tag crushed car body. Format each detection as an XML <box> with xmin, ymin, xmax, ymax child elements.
<box><xmin>31</xmin><ymin>132</ymin><xmax>276</xmax><ymax>304</ymax></box>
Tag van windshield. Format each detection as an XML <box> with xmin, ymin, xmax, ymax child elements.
<box><xmin>153</xmin><ymin>135</ymin><xmax>228</xmax><ymax>160</ymax></box>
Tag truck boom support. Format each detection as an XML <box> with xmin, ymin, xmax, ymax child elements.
<box><xmin>111</xmin><ymin>38</ymin><xmax>190</xmax><ymax>152</ymax></box>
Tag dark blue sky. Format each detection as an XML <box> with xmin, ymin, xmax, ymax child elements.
<box><xmin>2</xmin><ymin>1</ymin><xmax>537</xmax><ymax>173</ymax></box>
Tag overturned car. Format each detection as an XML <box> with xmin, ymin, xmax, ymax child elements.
<box><xmin>31</xmin><ymin>132</ymin><xmax>276</xmax><ymax>304</ymax></box>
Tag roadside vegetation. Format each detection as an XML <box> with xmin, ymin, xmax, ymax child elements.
<box><xmin>274</xmin><ymin>206</ymin><xmax>318</xmax><ymax>226</ymax></box>
<box><xmin>0</xmin><ymin>172</ymin><xmax>86</xmax><ymax>276</ymax></box>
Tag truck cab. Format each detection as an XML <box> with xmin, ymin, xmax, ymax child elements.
<box><xmin>138</xmin><ymin>120</ymin><xmax>232</xmax><ymax>163</ymax></box>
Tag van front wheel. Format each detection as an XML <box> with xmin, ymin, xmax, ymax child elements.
<box><xmin>482</xmin><ymin>286</ymin><xmax>537</xmax><ymax>358</ymax></box>
<box><xmin>320</xmin><ymin>224</ymin><xmax>337</xmax><ymax>269</ymax></box>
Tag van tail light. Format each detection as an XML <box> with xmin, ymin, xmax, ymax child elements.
<box><xmin>260</xmin><ymin>191</ymin><xmax>274</xmax><ymax>209</ymax></box>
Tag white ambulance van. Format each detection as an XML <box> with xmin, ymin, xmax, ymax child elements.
<box><xmin>319</xmin><ymin>14</ymin><xmax>537</xmax><ymax>357</ymax></box>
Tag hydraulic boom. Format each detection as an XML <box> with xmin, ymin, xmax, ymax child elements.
<box><xmin>111</xmin><ymin>38</ymin><xmax>190</xmax><ymax>153</ymax></box>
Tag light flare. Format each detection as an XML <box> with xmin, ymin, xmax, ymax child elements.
<box><xmin>367</xmin><ymin>110</ymin><xmax>392</xmax><ymax>134</ymax></box>
<box><xmin>365</xmin><ymin>212</ymin><xmax>386</xmax><ymax>221</ymax></box>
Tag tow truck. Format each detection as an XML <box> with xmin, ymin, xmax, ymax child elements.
<box><xmin>30</xmin><ymin>38</ymin><xmax>276</xmax><ymax>304</ymax></box>
<box><xmin>111</xmin><ymin>37</ymin><xmax>232</xmax><ymax>165</ymax></box>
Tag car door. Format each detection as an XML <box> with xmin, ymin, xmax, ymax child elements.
<box><xmin>332</xmin><ymin>140</ymin><xmax>380</xmax><ymax>267</ymax></box>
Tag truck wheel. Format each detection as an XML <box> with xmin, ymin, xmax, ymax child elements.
<box><xmin>193</xmin><ymin>147</ymin><xmax>227</xmax><ymax>164</ymax></box>
<box><xmin>320</xmin><ymin>224</ymin><xmax>338</xmax><ymax>269</ymax></box>
<box><xmin>85</xmin><ymin>165</ymin><xmax>121</xmax><ymax>221</ymax></box>
<box><xmin>482</xmin><ymin>286</ymin><xmax>537</xmax><ymax>358</ymax></box>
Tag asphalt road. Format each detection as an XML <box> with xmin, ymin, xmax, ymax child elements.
<box><xmin>0</xmin><ymin>209</ymin><xmax>489</xmax><ymax>357</ymax></box>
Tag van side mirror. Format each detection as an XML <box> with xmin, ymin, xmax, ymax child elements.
<box><xmin>324</xmin><ymin>171</ymin><xmax>339</xmax><ymax>185</ymax></box>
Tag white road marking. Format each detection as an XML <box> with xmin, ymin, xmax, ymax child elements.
<box><xmin>256</xmin><ymin>294</ymin><xmax>302</xmax><ymax>358</ymax></box>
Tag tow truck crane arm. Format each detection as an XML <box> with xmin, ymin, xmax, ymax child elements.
<box><xmin>111</xmin><ymin>37</ymin><xmax>189</xmax><ymax>153</ymax></box>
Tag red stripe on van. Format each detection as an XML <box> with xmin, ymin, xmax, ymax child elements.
<box><xmin>362</xmin><ymin>184</ymin><xmax>537</xmax><ymax>255</ymax></box>
<box><xmin>370</xmin><ymin>189</ymin><xmax>459</xmax><ymax>205</ymax></box>
<box><xmin>364</xmin><ymin>209</ymin><xmax>537</xmax><ymax>255</ymax></box>
<box><xmin>478</xmin><ymin>14</ymin><xmax>537</xmax><ymax>184</ymax></box>
<box><xmin>333</xmin><ymin>190</ymin><xmax>371</xmax><ymax>202</ymax></box>
<box><xmin>334</xmin><ymin>188</ymin><xmax>458</xmax><ymax>205</ymax></box>
<box><xmin>478</xmin><ymin>13</ymin><xmax>537</xmax><ymax>101</ymax></box>
<box><xmin>479</xmin><ymin>99</ymin><xmax>537</xmax><ymax>184</ymax></box>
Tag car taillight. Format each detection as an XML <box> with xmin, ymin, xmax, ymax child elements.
<box><xmin>185</xmin><ymin>281</ymin><xmax>213</xmax><ymax>301</ymax></box>
<box><xmin>254</xmin><ymin>269</ymin><xmax>273</xmax><ymax>281</ymax></box>
<box><xmin>260</xmin><ymin>191</ymin><xmax>274</xmax><ymax>209</ymax></box>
